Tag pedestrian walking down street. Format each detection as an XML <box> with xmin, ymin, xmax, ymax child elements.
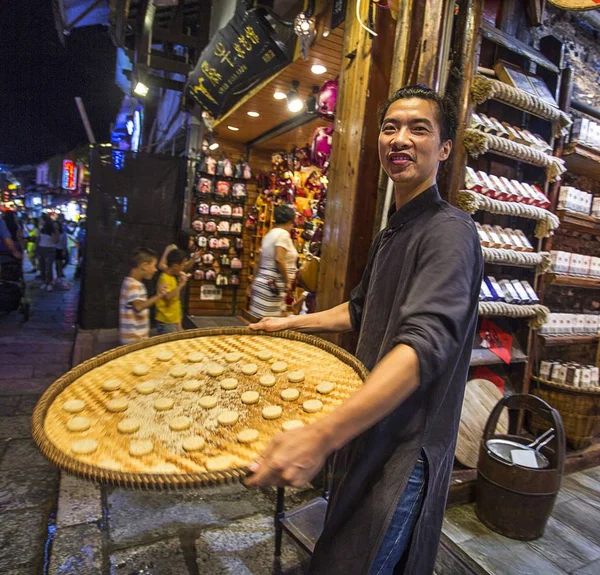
<box><xmin>38</xmin><ymin>215</ymin><xmax>58</xmax><ymax>291</ymax></box>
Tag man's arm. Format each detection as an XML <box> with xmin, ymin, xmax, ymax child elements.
<box><xmin>249</xmin><ymin>302</ymin><xmax>353</xmax><ymax>334</ymax></box>
<box><xmin>2</xmin><ymin>237</ymin><xmax>23</xmax><ymax>260</ymax></box>
<box><xmin>158</xmin><ymin>244</ymin><xmax>176</xmax><ymax>273</ymax></box>
<box><xmin>162</xmin><ymin>273</ymin><xmax>189</xmax><ymax>301</ymax></box>
<box><xmin>130</xmin><ymin>292</ymin><xmax>164</xmax><ymax>312</ymax></box>
<box><xmin>246</xmin><ymin>343</ymin><xmax>419</xmax><ymax>487</ymax></box>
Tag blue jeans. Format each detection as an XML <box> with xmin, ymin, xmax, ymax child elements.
<box><xmin>368</xmin><ymin>455</ymin><xmax>427</xmax><ymax>575</ymax></box>
<box><xmin>155</xmin><ymin>321</ymin><xmax>180</xmax><ymax>335</ymax></box>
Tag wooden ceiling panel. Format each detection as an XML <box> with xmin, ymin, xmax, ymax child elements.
<box><xmin>254</xmin><ymin>117</ymin><xmax>331</xmax><ymax>152</ymax></box>
<box><xmin>213</xmin><ymin>24</ymin><xmax>344</xmax><ymax>150</ymax></box>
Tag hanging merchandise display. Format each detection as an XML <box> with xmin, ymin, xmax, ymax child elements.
<box><xmin>311</xmin><ymin>124</ymin><xmax>334</xmax><ymax>170</ymax></box>
<box><xmin>317</xmin><ymin>78</ymin><xmax>338</xmax><ymax>119</ymax></box>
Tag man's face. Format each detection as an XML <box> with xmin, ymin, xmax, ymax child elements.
<box><xmin>378</xmin><ymin>98</ymin><xmax>452</xmax><ymax>188</ymax></box>
<box><xmin>141</xmin><ymin>259</ymin><xmax>158</xmax><ymax>280</ymax></box>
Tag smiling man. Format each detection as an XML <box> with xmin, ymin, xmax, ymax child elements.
<box><xmin>247</xmin><ymin>86</ymin><xmax>483</xmax><ymax>575</ymax></box>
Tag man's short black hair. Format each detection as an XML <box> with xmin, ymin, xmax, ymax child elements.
<box><xmin>378</xmin><ymin>85</ymin><xmax>457</xmax><ymax>143</ymax></box>
<box><xmin>166</xmin><ymin>249</ymin><xmax>186</xmax><ymax>267</ymax></box>
<box><xmin>130</xmin><ymin>247</ymin><xmax>158</xmax><ymax>269</ymax></box>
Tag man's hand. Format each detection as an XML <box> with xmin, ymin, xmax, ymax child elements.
<box><xmin>249</xmin><ymin>316</ymin><xmax>291</xmax><ymax>332</ymax></box>
<box><xmin>179</xmin><ymin>272</ymin><xmax>190</xmax><ymax>285</ymax></box>
<box><xmin>245</xmin><ymin>425</ymin><xmax>333</xmax><ymax>487</ymax></box>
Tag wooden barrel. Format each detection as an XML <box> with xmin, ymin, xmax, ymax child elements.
<box><xmin>476</xmin><ymin>394</ymin><xmax>565</xmax><ymax>541</ymax></box>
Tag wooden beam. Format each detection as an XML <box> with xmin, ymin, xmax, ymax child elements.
<box><xmin>245</xmin><ymin>113</ymin><xmax>319</xmax><ymax>148</ymax></box>
<box><xmin>315</xmin><ymin>0</ymin><xmax>396</xmax><ymax>351</ymax></box>
<box><xmin>152</xmin><ymin>26</ymin><xmax>198</xmax><ymax>49</ymax></box>
<box><xmin>148</xmin><ymin>53</ymin><xmax>191</xmax><ymax>75</ymax></box>
<box><xmin>439</xmin><ymin>0</ymin><xmax>483</xmax><ymax>206</ymax></box>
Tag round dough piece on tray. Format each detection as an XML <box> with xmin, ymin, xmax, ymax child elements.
<box><xmin>218</xmin><ymin>410</ymin><xmax>239</xmax><ymax>427</ymax></box>
<box><xmin>225</xmin><ymin>352</ymin><xmax>242</xmax><ymax>363</ymax></box>
<box><xmin>154</xmin><ymin>398</ymin><xmax>174</xmax><ymax>411</ymax></box>
<box><xmin>207</xmin><ymin>363</ymin><xmax>225</xmax><ymax>377</ymax></box>
<box><xmin>129</xmin><ymin>439</ymin><xmax>153</xmax><ymax>457</ymax></box>
<box><xmin>117</xmin><ymin>418</ymin><xmax>140</xmax><ymax>434</ymax></box>
<box><xmin>237</xmin><ymin>428</ymin><xmax>259</xmax><ymax>443</ymax></box>
<box><xmin>205</xmin><ymin>455</ymin><xmax>236</xmax><ymax>472</ymax></box>
<box><xmin>303</xmin><ymin>399</ymin><xmax>323</xmax><ymax>414</ymax></box>
<box><xmin>71</xmin><ymin>439</ymin><xmax>98</xmax><ymax>455</ymax></box>
<box><xmin>317</xmin><ymin>381</ymin><xmax>336</xmax><ymax>395</ymax></box>
<box><xmin>102</xmin><ymin>378</ymin><xmax>122</xmax><ymax>392</ymax></box>
<box><xmin>169</xmin><ymin>365</ymin><xmax>188</xmax><ymax>378</ymax></box>
<box><xmin>256</xmin><ymin>349</ymin><xmax>273</xmax><ymax>361</ymax></box>
<box><xmin>106</xmin><ymin>398</ymin><xmax>128</xmax><ymax>413</ymax></box>
<box><xmin>136</xmin><ymin>381</ymin><xmax>157</xmax><ymax>395</ymax></box>
<box><xmin>183</xmin><ymin>379</ymin><xmax>204</xmax><ymax>392</ymax></box>
<box><xmin>241</xmin><ymin>363</ymin><xmax>258</xmax><ymax>376</ymax></box>
<box><xmin>281</xmin><ymin>388</ymin><xmax>300</xmax><ymax>402</ymax></box>
<box><xmin>262</xmin><ymin>405</ymin><xmax>282</xmax><ymax>420</ymax></box>
<box><xmin>156</xmin><ymin>349</ymin><xmax>174</xmax><ymax>362</ymax></box>
<box><xmin>241</xmin><ymin>391</ymin><xmax>260</xmax><ymax>405</ymax></box>
<box><xmin>67</xmin><ymin>416</ymin><xmax>91</xmax><ymax>432</ymax></box>
<box><xmin>259</xmin><ymin>375</ymin><xmax>276</xmax><ymax>387</ymax></box>
<box><xmin>63</xmin><ymin>399</ymin><xmax>86</xmax><ymax>414</ymax></box>
<box><xmin>188</xmin><ymin>351</ymin><xmax>205</xmax><ymax>363</ymax></box>
<box><xmin>199</xmin><ymin>395</ymin><xmax>218</xmax><ymax>409</ymax></box>
<box><xmin>271</xmin><ymin>361</ymin><xmax>288</xmax><ymax>374</ymax></box>
<box><xmin>132</xmin><ymin>364</ymin><xmax>150</xmax><ymax>376</ymax></box>
<box><xmin>182</xmin><ymin>436</ymin><xmax>206</xmax><ymax>452</ymax></box>
<box><xmin>282</xmin><ymin>419</ymin><xmax>305</xmax><ymax>431</ymax></box>
<box><xmin>220</xmin><ymin>378</ymin><xmax>239</xmax><ymax>390</ymax></box>
<box><xmin>169</xmin><ymin>416</ymin><xmax>192</xmax><ymax>431</ymax></box>
<box><xmin>288</xmin><ymin>370</ymin><xmax>305</xmax><ymax>383</ymax></box>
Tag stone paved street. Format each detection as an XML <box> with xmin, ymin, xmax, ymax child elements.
<box><xmin>0</xmin><ymin>267</ymin><xmax>311</xmax><ymax>574</ymax></box>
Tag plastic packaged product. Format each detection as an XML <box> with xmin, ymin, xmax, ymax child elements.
<box><xmin>539</xmin><ymin>360</ymin><xmax>553</xmax><ymax>380</ymax></box>
<box><xmin>499</xmin><ymin>177</ymin><xmax>519</xmax><ymax>202</ymax></box>
<box><xmin>465</xmin><ymin>167</ymin><xmax>484</xmax><ymax>191</ymax></box>
<box><xmin>480</xmin><ymin>282</ymin><xmax>493</xmax><ymax>301</ymax></box>
<box><xmin>489</xmin><ymin>175</ymin><xmax>510</xmax><ymax>200</ymax></box>
<box><xmin>489</xmin><ymin>117</ymin><xmax>509</xmax><ymax>136</ymax></box>
<box><xmin>551</xmin><ymin>363</ymin><xmax>567</xmax><ymax>385</ymax></box>
<box><xmin>475</xmin><ymin>223</ymin><xmax>491</xmax><ymax>246</ymax></box>
<box><xmin>514</xmin><ymin>230</ymin><xmax>533</xmax><ymax>252</ymax></box>
<box><xmin>485</xmin><ymin>276</ymin><xmax>506</xmax><ymax>301</ymax></box>
<box><xmin>477</xmin><ymin>171</ymin><xmax>496</xmax><ymax>196</ymax></box>
<box><xmin>592</xmin><ymin>197</ymin><xmax>600</xmax><ymax>219</ymax></box>
<box><xmin>581</xmin><ymin>367</ymin><xmax>592</xmax><ymax>388</ymax></box>
<box><xmin>580</xmin><ymin>255</ymin><xmax>592</xmax><ymax>277</ymax></box>
<box><xmin>501</xmin><ymin>228</ymin><xmax>523</xmax><ymax>251</ymax></box>
<box><xmin>470</xmin><ymin>113</ymin><xmax>484</xmax><ymax>130</ymax></box>
<box><xmin>501</xmin><ymin>122</ymin><xmax>522</xmax><ymax>140</ymax></box>
<box><xmin>479</xmin><ymin>113</ymin><xmax>498</xmax><ymax>133</ymax></box>
<box><xmin>483</xmin><ymin>225</ymin><xmax>503</xmax><ymax>248</ymax></box>
<box><xmin>530</xmin><ymin>184</ymin><xmax>551</xmax><ymax>209</ymax></box>
<box><xmin>520</xmin><ymin>280</ymin><xmax>540</xmax><ymax>304</ymax></box>
<box><xmin>498</xmin><ymin>279</ymin><xmax>521</xmax><ymax>303</ymax></box>
<box><xmin>493</xmin><ymin>226</ymin><xmax>514</xmax><ymax>249</ymax></box>
<box><xmin>511</xmin><ymin>279</ymin><xmax>531</xmax><ymax>303</ymax></box>
<box><xmin>591</xmin><ymin>367</ymin><xmax>599</xmax><ymax>387</ymax></box>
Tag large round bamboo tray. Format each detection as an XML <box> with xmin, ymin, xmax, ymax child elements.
<box><xmin>530</xmin><ymin>376</ymin><xmax>600</xmax><ymax>450</ymax></box>
<box><xmin>32</xmin><ymin>328</ymin><xmax>368</xmax><ymax>490</ymax></box>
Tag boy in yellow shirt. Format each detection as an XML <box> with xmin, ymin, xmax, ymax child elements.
<box><xmin>155</xmin><ymin>249</ymin><xmax>189</xmax><ymax>334</ymax></box>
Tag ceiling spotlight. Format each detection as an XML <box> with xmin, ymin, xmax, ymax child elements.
<box><xmin>287</xmin><ymin>80</ymin><xmax>303</xmax><ymax>113</ymax></box>
<box><xmin>227</xmin><ymin>125</ymin><xmax>240</xmax><ymax>131</ymax></box>
<box><xmin>273</xmin><ymin>91</ymin><xmax>286</xmax><ymax>100</ymax></box>
<box><xmin>323</xmin><ymin>29</ymin><xmax>330</xmax><ymax>38</ymax></box>
<box><xmin>209</xmin><ymin>142</ymin><xmax>219</xmax><ymax>150</ymax></box>
<box><xmin>133</xmin><ymin>81</ymin><xmax>149</xmax><ymax>97</ymax></box>
<box><xmin>311</xmin><ymin>64</ymin><xmax>327</xmax><ymax>75</ymax></box>
<box><xmin>247</xmin><ymin>111</ymin><xmax>260</xmax><ymax>118</ymax></box>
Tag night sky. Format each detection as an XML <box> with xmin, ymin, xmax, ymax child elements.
<box><xmin>0</xmin><ymin>0</ymin><xmax>121</xmax><ymax>166</ymax></box>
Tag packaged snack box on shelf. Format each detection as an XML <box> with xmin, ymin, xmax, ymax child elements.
<box><xmin>576</xmin><ymin>315</ymin><xmax>587</xmax><ymax>334</ymax></box>
<box><xmin>493</xmin><ymin>226</ymin><xmax>514</xmax><ymax>249</ymax></box>
<box><xmin>489</xmin><ymin>175</ymin><xmax>511</xmax><ymax>200</ymax></box>
<box><xmin>529</xmin><ymin>184</ymin><xmax>551</xmax><ymax>209</ymax></box>
<box><xmin>550</xmin><ymin>250</ymin><xmax>570</xmax><ymax>274</ymax></box>
<box><xmin>570</xmin><ymin>118</ymin><xmax>589</xmax><ymax>145</ymax></box>
<box><xmin>521</xmin><ymin>280</ymin><xmax>540</xmax><ymax>304</ymax></box>
<box><xmin>475</xmin><ymin>222</ymin><xmax>491</xmax><ymax>246</ymax></box>
<box><xmin>505</xmin><ymin>228</ymin><xmax>525</xmax><ymax>251</ymax></box>
<box><xmin>591</xmin><ymin>257</ymin><xmax>600</xmax><ymax>278</ymax></box>
<box><xmin>514</xmin><ymin>229</ymin><xmax>534</xmax><ymax>252</ymax></box>
<box><xmin>479</xmin><ymin>113</ymin><xmax>500</xmax><ymax>133</ymax></box>
<box><xmin>485</xmin><ymin>276</ymin><xmax>506</xmax><ymax>301</ymax></box>
<box><xmin>558</xmin><ymin>186</ymin><xmax>577</xmax><ymax>212</ymax></box>
<box><xmin>551</xmin><ymin>363</ymin><xmax>567</xmax><ymax>384</ymax></box>
<box><xmin>580</xmin><ymin>255</ymin><xmax>592</xmax><ymax>277</ymax></box>
<box><xmin>510</xmin><ymin>180</ymin><xmax>530</xmax><ymax>203</ymax></box>
<box><xmin>480</xmin><ymin>281</ymin><xmax>493</xmax><ymax>301</ymax></box>
<box><xmin>581</xmin><ymin>367</ymin><xmax>592</xmax><ymax>387</ymax></box>
<box><xmin>489</xmin><ymin>117</ymin><xmax>510</xmax><ymax>136</ymax></box>
<box><xmin>470</xmin><ymin>113</ymin><xmax>484</xmax><ymax>130</ymax></box>
<box><xmin>477</xmin><ymin>171</ymin><xmax>497</xmax><ymax>197</ymax></box>
<box><xmin>501</xmin><ymin>121</ymin><xmax>522</xmax><ymax>141</ymax></box>
<box><xmin>498</xmin><ymin>279</ymin><xmax>521</xmax><ymax>303</ymax></box>
<box><xmin>465</xmin><ymin>167</ymin><xmax>484</xmax><ymax>192</ymax></box>
<box><xmin>511</xmin><ymin>279</ymin><xmax>531</xmax><ymax>303</ymax></box>
<box><xmin>592</xmin><ymin>197</ymin><xmax>600</xmax><ymax>219</ymax></box>
<box><xmin>499</xmin><ymin>177</ymin><xmax>520</xmax><ymax>202</ymax></box>
<box><xmin>539</xmin><ymin>360</ymin><xmax>554</xmax><ymax>380</ymax></box>
<box><xmin>482</xmin><ymin>224</ymin><xmax>503</xmax><ymax>248</ymax></box>
<box><xmin>591</xmin><ymin>367</ymin><xmax>599</xmax><ymax>387</ymax></box>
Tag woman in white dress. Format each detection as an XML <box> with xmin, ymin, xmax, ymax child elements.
<box><xmin>249</xmin><ymin>205</ymin><xmax>298</xmax><ymax>318</ymax></box>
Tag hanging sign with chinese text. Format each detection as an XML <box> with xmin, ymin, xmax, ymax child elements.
<box><xmin>62</xmin><ymin>160</ymin><xmax>77</xmax><ymax>191</ymax></box>
<box><xmin>186</xmin><ymin>9</ymin><xmax>291</xmax><ymax>119</ymax></box>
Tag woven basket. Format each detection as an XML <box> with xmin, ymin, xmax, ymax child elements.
<box><xmin>530</xmin><ymin>377</ymin><xmax>600</xmax><ymax>450</ymax></box>
<box><xmin>32</xmin><ymin>327</ymin><xmax>369</xmax><ymax>490</ymax></box>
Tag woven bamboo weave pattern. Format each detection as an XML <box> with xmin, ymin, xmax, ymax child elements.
<box><xmin>32</xmin><ymin>328</ymin><xmax>368</xmax><ymax>489</ymax></box>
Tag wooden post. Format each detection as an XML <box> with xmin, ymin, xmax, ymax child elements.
<box><xmin>315</xmin><ymin>0</ymin><xmax>396</xmax><ymax>350</ymax></box>
<box><xmin>439</xmin><ymin>0</ymin><xmax>484</xmax><ymax>205</ymax></box>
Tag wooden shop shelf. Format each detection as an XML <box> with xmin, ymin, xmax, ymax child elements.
<box><xmin>557</xmin><ymin>210</ymin><xmax>600</xmax><ymax>235</ymax></box>
<box><xmin>538</xmin><ymin>334</ymin><xmax>599</xmax><ymax>347</ymax></box>
<box><xmin>563</xmin><ymin>143</ymin><xmax>600</xmax><ymax>180</ymax></box>
<box><xmin>546</xmin><ymin>273</ymin><xmax>600</xmax><ymax>290</ymax></box>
